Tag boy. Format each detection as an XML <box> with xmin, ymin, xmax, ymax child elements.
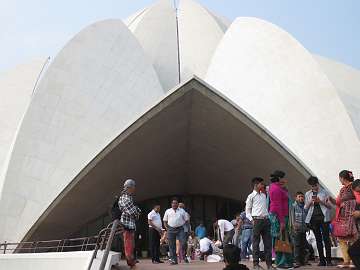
<box><xmin>290</xmin><ymin>192</ymin><xmax>308</xmax><ymax>267</ymax></box>
<box><xmin>199</xmin><ymin>235</ymin><xmax>213</xmax><ymax>260</ymax></box>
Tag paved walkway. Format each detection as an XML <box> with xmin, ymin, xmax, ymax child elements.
<box><xmin>114</xmin><ymin>260</ymin><xmax>340</xmax><ymax>270</ymax></box>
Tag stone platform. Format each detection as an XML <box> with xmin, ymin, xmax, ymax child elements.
<box><xmin>114</xmin><ymin>260</ymin><xmax>340</xmax><ymax>270</ymax></box>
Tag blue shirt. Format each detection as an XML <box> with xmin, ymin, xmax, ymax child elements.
<box><xmin>195</xmin><ymin>225</ymin><xmax>206</xmax><ymax>239</ymax></box>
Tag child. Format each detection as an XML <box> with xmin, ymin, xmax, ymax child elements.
<box><xmin>223</xmin><ymin>244</ymin><xmax>249</xmax><ymax>270</ymax></box>
<box><xmin>199</xmin><ymin>236</ymin><xmax>214</xmax><ymax>261</ymax></box>
<box><xmin>187</xmin><ymin>231</ymin><xmax>198</xmax><ymax>260</ymax></box>
<box><xmin>159</xmin><ymin>230</ymin><xmax>169</xmax><ymax>260</ymax></box>
<box><xmin>290</xmin><ymin>191</ymin><xmax>308</xmax><ymax>267</ymax></box>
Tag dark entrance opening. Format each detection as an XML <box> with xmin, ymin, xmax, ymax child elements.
<box><xmin>72</xmin><ymin>194</ymin><xmax>244</xmax><ymax>256</ymax></box>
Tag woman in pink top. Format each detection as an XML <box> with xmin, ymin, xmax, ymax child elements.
<box><xmin>269</xmin><ymin>170</ymin><xmax>293</xmax><ymax>268</ymax></box>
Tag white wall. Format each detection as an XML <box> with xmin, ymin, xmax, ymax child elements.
<box><xmin>0</xmin><ymin>251</ymin><xmax>120</xmax><ymax>270</ymax></box>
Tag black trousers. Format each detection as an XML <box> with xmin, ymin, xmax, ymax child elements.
<box><xmin>310</xmin><ymin>220</ymin><xmax>332</xmax><ymax>262</ymax></box>
<box><xmin>348</xmin><ymin>238</ymin><xmax>360</xmax><ymax>269</ymax></box>
<box><xmin>293</xmin><ymin>231</ymin><xmax>307</xmax><ymax>265</ymax></box>
<box><xmin>200</xmin><ymin>245</ymin><xmax>213</xmax><ymax>260</ymax></box>
<box><xmin>148</xmin><ymin>228</ymin><xmax>161</xmax><ymax>262</ymax></box>
<box><xmin>223</xmin><ymin>229</ymin><xmax>235</xmax><ymax>247</ymax></box>
<box><xmin>252</xmin><ymin>218</ymin><xmax>272</xmax><ymax>266</ymax></box>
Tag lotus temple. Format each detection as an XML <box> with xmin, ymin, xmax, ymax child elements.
<box><xmin>0</xmin><ymin>0</ymin><xmax>360</xmax><ymax>264</ymax></box>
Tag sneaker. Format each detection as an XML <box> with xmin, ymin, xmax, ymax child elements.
<box><xmin>326</xmin><ymin>261</ymin><xmax>334</xmax><ymax>267</ymax></box>
<box><xmin>318</xmin><ymin>261</ymin><xmax>327</xmax><ymax>267</ymax></box>
<box><xmin>293</xmin><ymin>263</ymin><xmax>301</xmax><ymax>268</ymax></box>
<box><xmin>184</xmin><ymin>257</ymin><xmax>189</xmax><ymax>263</ymax></box>
<box><xmin>170</xmin><ymin>261</ymin><xmax>178</xmax><ymax>265</ymax></box>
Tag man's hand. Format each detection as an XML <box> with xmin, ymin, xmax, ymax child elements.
<box><xmin>352</xmin><ymin>210</ymin><xmax>360</xmax><ymax>218</ymax></box>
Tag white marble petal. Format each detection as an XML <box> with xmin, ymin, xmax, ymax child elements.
<box><xmin>0</xmin><ymin>58</ymin><xmax>48</xmax><ymax>199</ymax></box>
<box><xmin>206</xmin><ymin>17</ymin><xmax>360</xmax><ymax>195</ymax></box>
<box><xmin>0</xmin><ymin>19</ymin><xmax>163</xmax><ymax>243</ymax></box>
<box><xmin>314</xmin><ymin>55</ymin><xmax>360</xmax><ymax>140</ymax></box>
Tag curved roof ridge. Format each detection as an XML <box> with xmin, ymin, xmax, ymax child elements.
<box><xmin>313</xmin><ymin>54</ymin><xmax>360</xmax><ymax>140</ymax></box>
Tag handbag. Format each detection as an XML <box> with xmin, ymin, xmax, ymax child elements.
<box><xmin>275</xmin><ymin>231</ymin><xmax>292</xmax><ymax>254</ymax></box>
<box><xmin>332</xmin><ymin>199</ymin><xmax>357</xmax><ymax>238</ymax></box>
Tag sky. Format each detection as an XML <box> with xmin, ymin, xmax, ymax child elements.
<box><xmin>0</xmin><ymin>0</ymin><xmax>359</xmax><ymax>72</ymax></box>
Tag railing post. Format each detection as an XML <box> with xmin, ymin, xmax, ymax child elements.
<box><xmin>3</xmin><ymin>241</ymin><xmax>7</xmax><ymax>254</ymax></box>
<box><xmin>98</xmin><ymin>219</ymin><xmax>119</xmax><ymax>270</ymax></box>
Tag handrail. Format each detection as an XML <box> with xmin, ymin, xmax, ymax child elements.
<box><xmin>0</xmin><ymin>220</ymin><xmax>124</xmax><ymax>270</ymax></box>
<box><xmin>87</xmin><ymin>219</ymin><xmax>123</xmax><ymax>270</ymax></box>
<box><xmin>0</xmin><ymin>221</ymin><xmax>122</xmax><ymax>255</ymax></box>
<box><xmin>98</xmin><ymin>219</ymin><xmax>120</xmax><ymax>270</ymax></box>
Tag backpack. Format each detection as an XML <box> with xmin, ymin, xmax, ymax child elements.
<box><xmin>111</xmin><ymin>197</ymin><xmax>122</xmax><ymax>221</ymax></box>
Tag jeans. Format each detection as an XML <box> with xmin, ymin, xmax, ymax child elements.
<box><xmin>348</xmin><ymin>238</ymin><xmax>360</xmax><ymax>269</ymax></box>
<box><xmin>310</xmin><ymin>220</ymin><xmax>332</xmax><ymax>262</ymax></box>
<box><xmin>293</xmin><ymin>231</ymin><xmax>307</xmax><ymax>265</ymax></box>
<box><xmin>241</xmin><ymin>228</ymin><xmax>253</xmax><ymax>259</ymax></box>
<box><xmin>148</xmin><ymin>228</ymin><xmax>161</xmax><ymax>262</ymax></box>
<box><xmin>253</xmin><ymin>218</ymin><xmax>272</xmax><ymax>266</ymax></box>
<box><xmin>167</xmin><ymin>226</ymin><xmax>186</xmax><ymax>263</ymax></box>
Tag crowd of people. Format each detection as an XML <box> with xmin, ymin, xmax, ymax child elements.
<box><xmin>114</xmin><ymin>169</ymin><xmax>360</xmax><ymax>270</ymax></box>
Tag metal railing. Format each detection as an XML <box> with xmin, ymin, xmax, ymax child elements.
<box><xmin>87</xmin><ymin>219</ymin><xmax>123</xmax><ymax>270</ymax></box>
<box><xmin>0</xmin><ymin>237</ymin><xmax>99</xmax><ymax>254</ymax></box>
<box><xmin>0</xmin><ymin>220</ymin><xmax>123</xmax><ymax>270</ymax></box>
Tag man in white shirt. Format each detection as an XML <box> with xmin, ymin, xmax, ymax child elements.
<box><xmin>199</xmin><ymin>236</ymin><xmax>213</xmax><ymax>260</ymax></box>
<box><xmin>148</xmin><ymin>204</ymin><xmax>163</xmax><ymax>264</ymax></box>
<box><xmin>245</xmin><ymin>177</ymin><xmax>273</xmax><ymax>270</ymax></box>
<box><xmin>214</xmin><ymin>219</ymin><xmax>234</xmax><ymax>248</ymax></box>
<box><xmin>163</xmin><ymin>198</ymin><xmax>189</xmax><ymax>265</ymax></box>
